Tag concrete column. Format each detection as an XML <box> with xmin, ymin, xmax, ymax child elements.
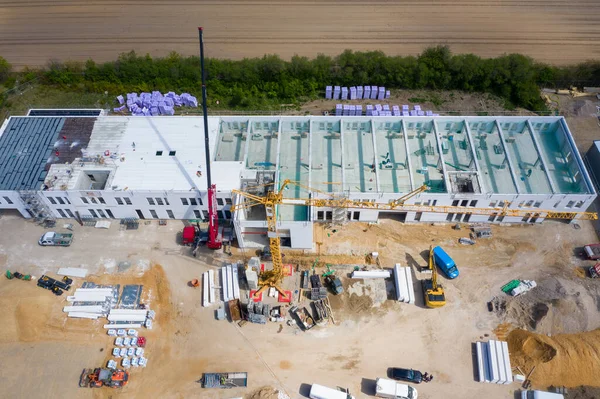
<box><xmin>242</xmin><ymin>118</ymin><xmax>252</xmax><ymax>167</ymax></box>
<box><xmin>274</xmin><ymin>117</ymin><xmax>283</xmax><ymax>190</ymax></box>
<box><xmin>371</xmin><ymin>118</ymin><xmax>382</xmax><ymax>193</ymax></box>
<box><xmin>431</xmin><ymin>120</ymin><xmax>451</xmax><ymax>192</ymax></box>
<box><xmin>495</xmin><ymin>120</ymin><xmax>521</xmax><ymax>194</ymax></box>
<box><xmin>340</xmin><ymin>119</ymin><xmax>346</xmax><ymax>192</ymax></box>
<box><xmin>526</xmin><ymin>120</ymin><xmax>557</xmax><ymax>194</ymax></box>
<box><xmin>401</xmin><ymin>119</ymin><xmax>415</xmax><ymax>191</ymax></box>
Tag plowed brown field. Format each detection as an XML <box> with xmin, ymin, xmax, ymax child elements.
<box><xmin>0</xmin><ymin>0</ymin><xmax>599</xmax><ymax>68</ymax></box>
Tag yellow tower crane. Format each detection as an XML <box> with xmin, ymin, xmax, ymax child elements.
<box><xmin>232</xmin><ymin>179</ymin><xmax>597</xmax><ymax>299</ymax></box>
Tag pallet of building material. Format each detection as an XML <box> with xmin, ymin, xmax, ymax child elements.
<box><xmin>475</xmin><ymin>339</ymin><xmax>512</xmax><ymax>384</ymax></box>
<box><xmin>248</xmin><ymin>313</ymin><xmax>267</xmax><ymax>324</ymax></box>
<box><xmin>108</xmin><ymin>314</ymin><xmax>148</xmax><ymax>322</ymax></box>
<box><xmin>228</xmin><ymin>299</ymin><xmax>241</xmax><ymax>321</ymax></box>
<box><xmin>68</xmin><ymin>312</ymin><xmax>100</xmax><ymax>319</ymax></box>
<box><xmin>227</xmin><ymin>265</ymin><xmax>234</xmax><ymax>301</ymax></box>
<box><xmin>104</xmin><ymin>323</ymin><xmax>143</xmax><ymax>329</ymax></box>
<box><xmin>203</xmin><ymin>271</ymin><xmax>209</xmax><ymax>307</ymax></box>
<box><xmin>208</xmin><ymin>269</ymin><xmax>215</xmax><ymax>304</ymax></box>
<box><xmin>63</xmin><ymin>305</ymin><xmax>106</xmax><ymax>313</ymax></box>
<box><xmin>57</xmin><ymin>267</ymin><xmax>88</xmax><ymax>278</ymax></box>
<box><xmin>108</xmin><ymin>309</ymin><xmax>148</xmax><ymax>315</ymax></box>
<box><xmin>395</xmin><ymin>264</ymin><xmax>408</xmax><ymax>302</ymax></box>
<box><xmin>221</xmin><ymin>267</ymin><xmax>230</xmax><ymax>301</ymax></box>
<box><xmin>351</xmin><ymin>270</ymin><xmax>390</xmax><ymax>279</ymax></box>
<box><xmin>232</xmin><ymin>264</ymin><xmax>240</xmax><ymax>300</ymax></box>
<box><xmin>404</xmin><ymin>267</ymin><xmax>415</xmax><ymax>304</ymax></box>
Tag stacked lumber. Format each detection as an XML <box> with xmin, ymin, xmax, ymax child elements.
<box><xmin>394</xmin><ymin>264</ymin><xmax>415</xmax><ymax>304</ymax></box>
<box><xmin>475</xmin><ymin>340</ymin><xmax>513</xmax><ymax>384</ymax></box>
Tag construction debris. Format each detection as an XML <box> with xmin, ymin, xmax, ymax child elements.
<box><xmin>459</xmin><ymin>237</ymin><xmax>476</xmax><ymax>245</ymax></box>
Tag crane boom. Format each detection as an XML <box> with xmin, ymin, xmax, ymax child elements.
<box><xmin>199</xmin><ymin>27</ymin><xmax>221</xmax><ymax>250</ymax></box>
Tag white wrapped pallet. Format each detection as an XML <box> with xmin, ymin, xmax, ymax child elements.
<box><xmin>351</xmin><ymin>270</ymin><xmax>390</xmax><ymax>279</ymax></box>
<box><xmin>227</xmin><ymin>265</ymin><xmax>234</xmax><ymax>301</ymax></box>
<box><xmin>203</xmin><ymin>271</ymin><xmax>209</xmax><ymax>307</ymax></box>
<box><xmin>108</xmin><ymin>314</ymin><xmax>146</xmax><ymax>322</ymax></box>
<box><xmin>487</xmin><ymin>340</ymin><xmax>500</xmax><ymax>383</ymax></box>
<box><xmin>232</xmin><ymin>264</ymin><xmax>240</xmax><ymax>299</ymax></box>
<box><xmin>493</xmin><ymin>340</ymin><xmax>507</xmax><ymax>383</ymax></box>
<box><xmin>404</xmin><ymin>267</ymin><xmax>415</xmax><ymax>304</ymax></box>
<box><xmin>208</xmin><ymin>269</ymin><xmax>215</xmax><ymax>303</ymax></box>
<box><xmin>475</xmin><ymin>342</ymin><xmax>486</xmax><ymax>382</ymax></box>
<box><xmin>104</xmin><ymin>323</ymin><xmax>143</xmax><ymax>329</ymax></box>
<box><xmin>69</xmin><ymin>293</ymin><xmax>111</xmax><ymax>302</ymax></box>
<box><xmin>501</xmin><ymin>341</ymin><xmax>513</xmax><ymax>384</ymax></box>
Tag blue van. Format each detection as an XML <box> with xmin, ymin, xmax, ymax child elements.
<box><xmin>433</xmin><ymin>246</ymin><xmax>459</xmax><ymax>279</ymax></box>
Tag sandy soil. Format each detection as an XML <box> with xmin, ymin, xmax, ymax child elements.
<box><xmin>0</xmin><ymin>1</ymin><xmax>599</xmax><ymax>68</ymax></box>
<box><xmin>1</xmin><ymin>210</ymin><xmax>600</xmax><ymax>398</ymax></box>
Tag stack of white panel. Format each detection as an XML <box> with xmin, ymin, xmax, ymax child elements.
<box><xmin>202</xmin><ymin>271</ymin><xmax>218</xmax><ymax>307</ymax></box>
<box><xmin>64</xmin><ymin>288</ymin><xmax>114</xmax><ymax>318</ymax></box>
<box><xmin>351</xmin><ymin>270</ymin><xmax>390</xmax><ymax>279</ymax></box>
<box><xmin>393</xmin><ymin>264</ymin><xmax>415</xmax><ymax>304</ymax></box>
<box><xmin>221</xmin><ymin>264</ymin><xmax>241</xmax><ymax>302</ymax></box>
<box><xmin>475</xmin><ymin>340</ymin><xmax>513</xmax><ymax>384</ymax></box>
<box><xmin>106</xmin><ymin>309</ymin><xmax>149</xmax><ymax>327</ymax></box>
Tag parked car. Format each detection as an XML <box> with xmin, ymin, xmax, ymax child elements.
<box><xmin>388</xmin><ymin>368</ymin><xmax>423</xmax><ymax>384</ymax></box>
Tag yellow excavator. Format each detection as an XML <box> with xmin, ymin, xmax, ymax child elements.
<box><xmin>423</xmin><ymin>245</ymin><xmax>446</xmax><ymax>308</ymax></box>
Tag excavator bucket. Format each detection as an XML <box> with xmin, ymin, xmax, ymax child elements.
<box><xmin>79</xmin><ymin>368</ymin><xmax>92</xmax><ymax>387</ymax></box>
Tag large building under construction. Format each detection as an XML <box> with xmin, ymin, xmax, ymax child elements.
<box><xmin>0</xmin><ymin>112</ymin><xmax>596</xmax><ymax>249</ymax></box>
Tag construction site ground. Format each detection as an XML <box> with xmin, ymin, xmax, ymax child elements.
<box><xmin>1</xmin><ymin>0</ymin><xmax>600</xmax><ymax>67</ymax></box>
<box><xmin>2</xmin><ymin>211</ymin><xmax>600</xmax><ymax>399</ymax></box>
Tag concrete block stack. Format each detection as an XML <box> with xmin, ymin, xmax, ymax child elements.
<box><xmin>475</xmin><ymin>340</ymin><xmax>513</xmax><ymax>384</ymax></box>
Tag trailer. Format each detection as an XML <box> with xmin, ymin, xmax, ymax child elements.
<box><xmin>583</xmin><ymin>243</ymin><xmax>600</xmax><ymax>260</ymax></box>
<box><xmin>201</xmin><ymin>372</ymin><xmax>248</xmax><ymax>389</ymax></box>
<box><xmin>290</xmin><ymin>306</ymin><xmax>315</xmax><ymax>331</ymax></box>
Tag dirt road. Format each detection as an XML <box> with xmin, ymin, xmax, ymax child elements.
<box><xmin>0</xmin><ymin>0</ymin><xmax>599</xmax><ymax>68</ymax></box>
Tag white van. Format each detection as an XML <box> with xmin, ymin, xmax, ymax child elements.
<box><xmin>375</xmin><ymin>378</ymin><xmax>418</xmax><ymax>399</ymax></box>
<box><xmin>309</xmin><ymin>384</ymin><xmax>354</xmax><ymax>399</ymax></box>
<box><xmin>520</xmin><ymin>391</ymin><xmax>564</xmax><ymax>399</ymax></box>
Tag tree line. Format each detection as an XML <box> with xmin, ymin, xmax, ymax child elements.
<box><xmin>1</xmin><ymin>46</ymin><xmax>599</xmax><ymax>111</ymax></box>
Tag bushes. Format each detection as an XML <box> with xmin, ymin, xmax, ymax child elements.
<box><xmin>3</xmin><ymin>47</ymin><xmax>600</xmax><ymax>111</ymax></box>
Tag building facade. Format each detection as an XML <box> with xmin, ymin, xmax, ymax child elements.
<box><xmin>0</xmin><ymin>113</ymin><xmax>595</xmax><ymax>249</ymax></box>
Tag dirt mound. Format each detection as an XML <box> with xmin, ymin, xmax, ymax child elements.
<box><xmin>247</xmin><ymin>386</ymin><xmax>290</xmax><ymax>399</ymax></box>
<box><xmin>508</xmin><ymin>329</ymin><xmax>600</xmax><ymax>388</ymax></box>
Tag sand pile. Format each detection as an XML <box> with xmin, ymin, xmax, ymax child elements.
<box><xmin>508</xmin><ymin>328</ymin><xmax>600</xmax><ymax>388</ymax></box>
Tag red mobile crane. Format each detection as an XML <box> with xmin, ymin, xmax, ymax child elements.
<box><xmin>199</xmin><ymin>27</ymin><xmax>222</xmax><ymax>250</ymax></box>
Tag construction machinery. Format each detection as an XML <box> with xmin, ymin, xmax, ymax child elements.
<box><xmin>79</xmin><ymin>368</ymin><xmax>129</xmax><ymax>388</ymax></box>
<box><xmin>201</xmin><ymin>372</ymin><xmax>248</xmax><ymax>389</ymax></box>
<box><xmin>5</xmin><ymin>270</ymin><xmax>31</xmax><ymax>280</ymax></box>
<box><xmin>199</xmin><ymin>27</ymin><xmax>221</xmax><ymax>250</ymax></box>
<box><xmin>231</xmin><ymin>179</ymin><xmax>597</xmax><ymax>300</ymax></box>
<box><xmin>422</xmin><ymin>246</ymin><xmax>446</xmax><ymax>308</ymax></box>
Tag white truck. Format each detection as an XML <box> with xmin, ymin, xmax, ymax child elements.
<box><xmin>309</xmin><ymin>384</ymin><xmax>354</xmax><ymax>399</ymax></box>
<box><xmin>38</xmin><ymin>232</ymin><xmax>74</xmax><ymax>246</ymax></box>
<box><xmin>520</xmin><ymin>390</ymin><xmax>564</xmax><ymax>399</ymax></box>
<box><xmin>375</xmin><ymin>378</ymin><xmax>418</xmax><ymax>399</ymax></box>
